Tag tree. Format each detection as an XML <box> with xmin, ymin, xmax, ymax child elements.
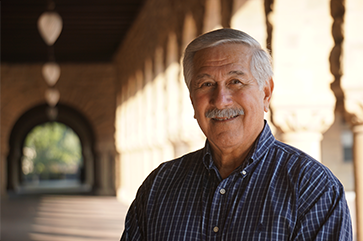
<box><xmin>22</xmin><ymin>122</ymin><xmax>82</xmax><ymax>180</ymax></box>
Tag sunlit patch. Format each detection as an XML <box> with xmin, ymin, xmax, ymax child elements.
<box><xmin>25</xmin><ymin>196</ymin><xmax>129</xmax><ymax>241</ymax></box>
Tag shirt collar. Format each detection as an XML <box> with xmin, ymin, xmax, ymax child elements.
<box><xmin>202</xmin><ymin>120</ymin><xmax>276</xmax><ymax>171</ymax></box>
<box><xmin>250</xmin><ymin>120</ymin><xmax>276</xmax><ymax>161</ymax></box>
<box><xmin>202</xmin><ymin>140</ymin><xmax>214</xmax><ymax>170</ymax></box>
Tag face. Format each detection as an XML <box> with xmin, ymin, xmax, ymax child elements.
<box><xmin>189</xmin><ymin>43</ymin><xmax>273</xmax><ymax>153</ymax></box>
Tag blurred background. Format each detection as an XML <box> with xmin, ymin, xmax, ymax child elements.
<box><xmin>1</xmin><ymin>0</ymin><xmax>362</xmax><ymax>240</ymax></box>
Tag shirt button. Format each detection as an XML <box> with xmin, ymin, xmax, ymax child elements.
<box><xmin>242</xmin><ymin>170</ymin><xmax>247</xmax><ymax>175</ymax></box>
<box><xmin>213</xmin><ymin>226</ymin><xmax>219</xmax><ymax>233</ymax></box>
<box><xmin>219</xmin><ymin>188</ymin><xmax>226</xmax><ymax>195</ymax></box>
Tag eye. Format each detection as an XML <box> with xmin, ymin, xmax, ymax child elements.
<box><xmin>230</xmin><ymin>79</ymin><xmax>242</xmax><ymax>85</ymax></box>
<box><xmin>200</xmin><ymin>82</ymin><xmax>214</xmax><ymax>88</ymax></box>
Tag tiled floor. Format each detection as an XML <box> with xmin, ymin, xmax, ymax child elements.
<box><xmin>1</xmin><ymin>194</ymin><xmax>129</xmax><ymax>241</ymax></box>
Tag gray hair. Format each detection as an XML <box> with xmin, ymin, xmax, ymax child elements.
<box><xmin>182</xmin><ymin>28</ymin><xmax>273</xmax><ymax>90</ymax></box>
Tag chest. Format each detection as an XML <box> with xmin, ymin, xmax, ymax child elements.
<box><xmin>146</xmin><ymin>169</ymin><xmax>297</xmax><ymax>241</ymax></box>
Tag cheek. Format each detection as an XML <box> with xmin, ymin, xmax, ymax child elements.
<box><xmin>191</xmin><ymin>98</ymin><xmax>204</xmax><ymax>119</ymax></box>
<box><xmin>192</xmin><ymin>94</ymin><xmax>209</xmax><ymax>110</ymax></box>
<box><xmin>236</xmin><ymin>93</ymin><xmax>264</xmax><ymax>113</ymax></box>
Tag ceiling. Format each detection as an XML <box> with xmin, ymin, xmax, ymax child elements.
<box><xmin>1</xmin><ymin>0</ymin><xmax>145</xmax><ymax>63</ymax></box>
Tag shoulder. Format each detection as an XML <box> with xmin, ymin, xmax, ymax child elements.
<box><xmin>274</xmin><ymin>140</ymin><xmax>341</xmax><ymax>184</ymax></box>
<box><xmin>254</xmin><ymin>123</ymin><xmax>338</xmax><ymax>188</ymax></box>
<box><xmin>137</xmin><ymin>148</ymin><xmax>205</xmax><ymax>194</ymax></box>
<box><xmin>156</xmin><ymin>148</ymin><xmax>204</xmax><ymax>177</ymax></box>
<box><xmin>270</xmin><ymin>140</ymin><xmax>345</xmax><ymax>206</ymax></box>
<box><xmin>263</xmin><ymin>140</ymin><xmax>349</xmax><ymax>226</ymax></box>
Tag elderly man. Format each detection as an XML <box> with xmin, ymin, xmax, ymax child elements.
<box><xmin>121</xmin><ymin>28</ymin><xmax>352</xmax><ymax>240</ymax></box>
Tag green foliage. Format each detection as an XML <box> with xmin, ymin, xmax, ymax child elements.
<box><xmin>22</xmin><ymin>122</ymin><xmax>82</xmax><ymax>178</ymax></box>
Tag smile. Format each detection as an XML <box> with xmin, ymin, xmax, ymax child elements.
<box><xmin>212</xmin><ymin>115</ymin><xmax>239</xmax><ymax>121</ymax></box>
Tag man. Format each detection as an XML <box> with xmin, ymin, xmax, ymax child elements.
<box><xmin>121</xmin><ymin>28</ymin><xmax>352</xmax><ymax>240</ymax></box>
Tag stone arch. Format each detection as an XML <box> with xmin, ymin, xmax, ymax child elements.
<box><xmin>7</xmin><ymin>103</ymin><xmax>96</xmax><ymax>193</ymax></box>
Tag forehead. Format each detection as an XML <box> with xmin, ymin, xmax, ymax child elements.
<box><xmin>192</xmin><ymin>43</ymin><xmax>252</xmax><ymax>72</ymax></box>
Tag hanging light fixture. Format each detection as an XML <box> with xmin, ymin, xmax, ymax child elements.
<box><xmin>46</xmin><ymin>107</ymin><xmax>58</xmax><ymax>121</ymax></box>
<box><xmin>42</xmin><ymin>62</ymin><xmax>61</xmax><ymax>86</ymax></box>
<box><xmin>37</xmin><ymin>11</ymin><xmax>63</xmax><ymax>46</ymax></box>
<box><xmin>38</xmin><ymin>0</ymin><xmax>63</xmax><ymax>120</ymax></box>
<box><xmin>45</xmin><ymin>88</ymin><xmax>60</xmax><ymax>107</ymax></box>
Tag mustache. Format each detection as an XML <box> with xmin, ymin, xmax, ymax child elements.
<box><xmin>205</xmin><ymin>108</ymin><xmax>245</xmax><ymax>118</ymax></box>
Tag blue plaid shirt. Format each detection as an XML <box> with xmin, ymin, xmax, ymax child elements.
<box><xmin>121</xmin><ymin>122</ymin><xmax>352</xmax><ymax>240</ymax></box>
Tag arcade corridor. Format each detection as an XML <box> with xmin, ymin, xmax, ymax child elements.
<box><xmin>2</xmin><ymin>0</ymin><xmax>362</xmax><ymax>240</ymax></box>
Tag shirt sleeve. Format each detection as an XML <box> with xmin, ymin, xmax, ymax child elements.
<box><xmin>120</xmin><ymin>190</ymin><xmax>147</xmax><ymax>241</ymax></box>
<box><xmin>292</xmin><ymin>172</ymin><xmax>353</xmax><ymax>240</ymax></box>
<box><xmin>120</xmin><ymin>166</ymin><xmax>161</xmax><ymax>241</ymax></box>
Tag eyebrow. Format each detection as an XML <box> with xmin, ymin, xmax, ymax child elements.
<box><xmin>195</xmin><ymin>73</ymin><xmax>212</xmax><ymax>80</ymax></box>
<box><xmin>228</xmin><ymin>70</ymin><xmax>246</xmax><ymax>76</ymax></box>
<box><xmin>195</xmin><ymin>70</ymin><xmax>245</xmax><ymax>79</ymax></box>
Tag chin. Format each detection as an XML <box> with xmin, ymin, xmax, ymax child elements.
<box><xmin>210</xmin><ymin>133</ymin><xmax>243</xmax><ymax>148</ymax></box>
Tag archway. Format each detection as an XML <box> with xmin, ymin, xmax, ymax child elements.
<box><xmin>7</xmin><ymin>104</ymin><xmax>96</xmax><ymax>194</ymax></box>
<box><xmin>21</xmin><ymin>121</ymin><xmax>83</xmax><ymax>192</ymax></box>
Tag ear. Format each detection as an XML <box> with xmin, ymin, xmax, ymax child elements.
<box><xmin>263</xmin><ymin>78</ymin><xmax>274</xmax><ymax>112</ymax></box>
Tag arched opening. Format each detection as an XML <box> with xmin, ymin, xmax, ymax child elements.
<box><xmin>7</xmin><ymin>104</ymin><xmax>96</xmax><ymax>194</ymax></box>
<box><xmin>21</xmin><ymin>122</ymin><xmax>84</xmax><ymax>192</ymax></box>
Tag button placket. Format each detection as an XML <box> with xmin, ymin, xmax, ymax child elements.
<box><xmin>208</xmin><ymin>173</ymin><xmax>233</xmax><ymax>239</ymax></box>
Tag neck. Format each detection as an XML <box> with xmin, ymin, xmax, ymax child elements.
<box><xmin>208</xmin><ymin>121</ymin><xmax>265</xmax><ymax>179</ymax></box>
<box><xmin>211</xmin><ymin>143</ymin><xmax>254</xmax><ymax>179</ymax></box>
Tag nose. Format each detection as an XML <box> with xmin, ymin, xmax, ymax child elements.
<box><xmin>211</xmin><ymin>85</ymin><xmax>233</xmax><ymax>109</ymax></box>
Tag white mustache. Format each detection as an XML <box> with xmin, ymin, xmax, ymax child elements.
<box><xmin>205</xmin><ymin>108</ymin><xmax>245</xmax><ymax>118</ymax></box>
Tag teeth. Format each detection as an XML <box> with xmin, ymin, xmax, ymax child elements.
<box><xmin>213</xmin><ymin>115</ymin><xmax>237</xmax><ymax>121</ymax></box>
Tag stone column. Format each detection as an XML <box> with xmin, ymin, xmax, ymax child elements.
<box><xmin>231</xmin><ymin>0</ymin><xmax>266</xmax><ymax>45</ymax></box>
<box><xmin>352</xmin><ymin>124</ymin><xmax>363</xmax><ymax>240</ymax></box>
<box><xmin>271</xmin><ymin>0</ymin><xmax>335</xmax><ymax>161</ymax></box>
<box><xmin>1</xmin><ymin>153</ymin><xmax>7</xmax><ymax>198</ymax></box>
<box><xmin>7</xmin><ymin>145</ymin><xmax>21</xmax><ymax>192</ymax></box>
<box><xmin>203</xmin><ymin>0</ymin><xmax>222</xmax><ymax>32</ymax></box>
<box><xmin>82</xmin><ymin>145</ymin><xmax>94</xmax><ymax>190</ymax></box>
<box><xmin>95</xmin><ymin>142</ymin><xmax>115</xmax><ymax>195</ymax></box>
<box><xmin>341</xmin><ymin>0</ymin><xmax>363</xmax><ymax>238</ymax></box>
<box><xmin>272</xmin><ymin>109</ymin><xmax>334</xmax><ymax>161</ymax></box>
<box><xmin>165</xmin><ymin>33</ymin><xmax>190</xmax><ymax>158</ymax></box>
<box><xmin>179</xmin><ymin>13</ymin><xmax>206</xmax><ymax>153</ymax></box>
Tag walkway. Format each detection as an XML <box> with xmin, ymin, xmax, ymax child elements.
<box><xmin>2</xmin><ymin>194</ymin><xmax>129</xmax><ymax>241</ymax></box>
<box><xmin>2</xmin><ymin>192</ymin><xmax>357</xmax><ymax>240</ymax></box>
